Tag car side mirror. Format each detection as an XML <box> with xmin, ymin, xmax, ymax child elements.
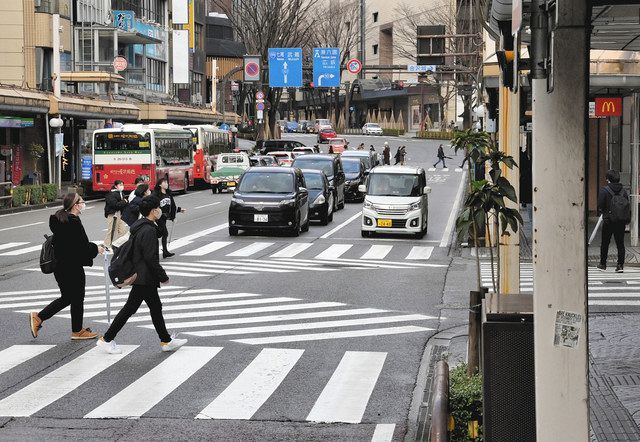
<box><xmin>358</xmin><ymin>184</ymin><xmax>367</xmax><ymax>193</ymax></box>
<box><xmin>423</xmin><ymin>186</ymin><xmax>431</xmax><ymax>194</ymax></box>
<box><xmin>328</xmin><ymin>185</ymin><xmax>335</xmax><ymax>192</ymax></box>
<box><xmin>299</xmin><ymin>187</ymin><xmax>308</xmax><ymax>193</ymax></box>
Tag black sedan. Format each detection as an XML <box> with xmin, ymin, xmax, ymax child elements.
<box><xmin>300</xmin><ymin>169</ymin><xmax>334</xmax><ymax>225</ymax></box>
<box><xmin>228</xmin><ymin>167</ymin><xmax>310</xmax><ymax>237</ymax></box>
<box><xmin>341</xmin><ymin>157</ymin><xmax>367</xmax><ymax>202</ymax></box>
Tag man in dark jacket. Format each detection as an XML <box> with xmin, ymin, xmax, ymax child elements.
<box><xmin>97</xmin><ymin>195</ymin><xmax>187</xmax><ymax>354</ymax></box>
<box><xmin>104</xmin><ymin>180</ymin><xmax>128</xmax><ymax>247</ymax></box>
<box><xmin>434</xmin><ymin>144</ymin><xmax>447</xmax><ymax>168</ymax></box>
<box><xmin>383</xmin><ymin>142</ymin><xmax>391</xmax><ymax>165</ymax></box>
<box><xmin>598</xmin><ymin>169</ymin><xmax>629</xmax><ymax>272</ymax></box>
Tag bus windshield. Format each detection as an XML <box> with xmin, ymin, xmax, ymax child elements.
<box><xmin>94</xmin><ymin>132</ymin><xmax>150</xmax><ymax>152</ymax></box>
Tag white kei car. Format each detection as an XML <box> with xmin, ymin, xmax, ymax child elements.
<box><xmin>360</xmin><ymin>166</ymin><xmax>430</xmax><ymax>238</ymax></box>
<box><xmin>362</xmin><ymin>123</ymin><xmax>384</xmax><ymax>135</ymax></box>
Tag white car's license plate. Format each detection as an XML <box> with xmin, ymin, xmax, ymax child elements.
<box><xmin>254</xmin><ymin>214</ymin><xmax>268</xmax><ymax>223</ymax></box>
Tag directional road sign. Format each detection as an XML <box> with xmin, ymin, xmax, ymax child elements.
<box><xmin>407</xmin><ymin>65</ymin><xmax>436</xmax><ymax>73</ymax></box>
<box><xmin>313</xmin><ymin>48</ymin><xmax>340</xmax><ymax>88</ymax></box>
<box><xmin>268</xmin><ymin>48</ymin><xmax>303</xmax><ymax>88</ymax></box>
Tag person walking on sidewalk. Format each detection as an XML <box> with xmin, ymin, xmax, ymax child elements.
<box><xmin>96</xmin><ymin>195</ymin><xmax>187</xmax><ymax>354</ymax></box>
<box><xmin>383</xmin><ymin>142</ymin><xmax>391</xmax><ymax>165</ymax></box>
<box><xmin>394</xmin><ymin>146</ymin><xmax>407</xmax><ymax>165</ymax></box>
<box><xmin>152</xmin><ymin>177</ymin><xmax>186</xmax><ymax>259</ymax></box>
<box><xmin>433</xmin><ymin>144</ymin><xmax>448</xmax><ymax>169</ymax></box>
<box><xmin>104</xmin><ymin>180</ymin><xmax>129</xmax><ymax>247</ymax></box>
<box><xmin>598</xmin><ymin>169</ymin><xmax>631</xmax><ymax>272</ymax></box>
<box><xmin>30</xmin><ymin>193</ymin><xmax>104</xmax><ymax>340</ymax></box>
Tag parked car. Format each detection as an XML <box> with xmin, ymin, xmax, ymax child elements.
<box><xmin>292</xmin><ymin>146</ymin><xmax>315</xmax><ymax>158</ymax></box>
<box><xmin>314</xmin><ymin>118</ymin><xmax>332</xmax><ymax>133</ymax></box>
<box><xmin>341</xmin><ymin>150</ymin><xmax>378</xmax><ymax>173</ymax></box>
<box><xmin>341</xmin><ymin>157</ymin><xmax>367</xmax><ymax>202</ymax></box>
<box><xmin>285</xmin><ymin>121</ymin><xmax>299</xmax><ymax>133</ymax></box>
<box><xmin>249</xmin><ymin>155</ymin><xmax>278</xmax><ymax>167</ymax></box>
<box><xmin>211</xmin><ymin>166</ymin><xmax>244</xmax><ymax>193</ymax></box>
<box><xmin>360</xmin><ymin>166</ymin><xmax>430</xmax><ymax>238</ymax></box>
<box><xmin>258</xmin><ymin>139</ymin><xmax>307</xmax><ymax>154</ymax></box>
<box><xmin>270</xmin><ymin>151</ymin><xmax>295</xmax><ymax>166</ymax></box>
<box><xmin>297</xmin><ymin>120</ymin><xmax>311</xmax><ymax>133</ymax></box>
<box><xmin>228</xmin><ymin>167</ymin><xmax>310</xmax><ymax>236</ymax></box>
<box><xmin>301</xmin><ymin>169</ymin><xmax>334</xmax><ymax>225</ymax></box>
<box><xmin>362</xmin><ymin>123</ymin><xmax>384</xmax><ymax>135</ymax></box>
<box><xmin>327</xmin><ymin>137</ymin><xmax>348</xmax><ymax>153</ymax></box>
<box><xmin>317</xmin><ymin>128</ymin><xmax>337</xmax><ymax>143</ymax></box>
<box><xmin>292</xmin><ymin>154</ymin><xmax>345</xmax><ymax>210</ymax></box>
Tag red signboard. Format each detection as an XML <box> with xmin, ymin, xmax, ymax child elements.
<box><xmin>595</xmin><ymin>97</ymin><xmax>622</xmax><ymax>117</ymax></box>
<box><xmin>11</xmin><ymin>145</ymin><xmax>22</xmax><ymax>186</ymax></box>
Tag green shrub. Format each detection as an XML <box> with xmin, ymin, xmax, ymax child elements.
<box><xmin>29</xmin><ymin>185</ymin><xmax>43</xmax><ymax>205</ymax></box>
<box><xmin>12</xmin><ymin>186</ymin><xmax>27</xmax><ymax>206</ymax></box>
<box><xmin>417</xmin><ymin>131</ymin><xmax>454</xmax><ymax>140</ymax></box>
<box><xmin>382</xmin><ymin>128</ymin><xmax>406</xmax><ymax>136</ymax></box>
<box><xmin>42</xmin><ymin>184</ymin><xmax>58</xmax><ymax>202</ymax></box>
<box><xmin>449</xmin><ymin>363</ymin><xmax>483</xmax><ymax>441</ymax></box>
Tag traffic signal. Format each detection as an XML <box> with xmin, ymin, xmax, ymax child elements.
<box><xmin>496</xmin><ymin>50</ymin><xmax>514</xmax><ymax>89</ymax></box>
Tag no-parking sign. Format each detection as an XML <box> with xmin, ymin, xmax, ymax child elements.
<box><xmin>347</xmin><ymin>59</ymin><xmax>362</xmax><ymax>75</ymax></box>
<box><xmin>244</xmin><ymin>55</ymin><xmax>261</xmax><ymax>82</ymax></box>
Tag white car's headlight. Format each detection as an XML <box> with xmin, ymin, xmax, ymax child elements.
<box><xmin>312</xmin><ymin>194</ymin><xmax>326</xmax><ymax>206</ymax></box>
<box><xmin>364</xmin><ymin>200</ymin><xmax>373</xmax><ymax>209</ymax></box>
<box><xmin>409</xmin><ymin>201</ymin><xmax>422</xmax><ymax>211</ymax></box>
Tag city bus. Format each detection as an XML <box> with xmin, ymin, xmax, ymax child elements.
<box><xmin>184</xmin><ymin>124</ymin><xmax>232</xmax><ymax>188</ymax></box>
<box><xmin>92</xmin><ymin>126</ymin><xmax>195</xmax><ymax>192</ymax></box>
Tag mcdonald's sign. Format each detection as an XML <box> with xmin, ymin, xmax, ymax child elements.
<box><xmin>595</xmin><ymin>97</ymin><xmax>622</xmax><ymax>117</ymax></box>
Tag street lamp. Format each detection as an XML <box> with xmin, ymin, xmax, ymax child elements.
<box><xmin>49</xmin><ymin>117</ymin><xmax>63</xmax><ymax>128</ymax></box>
<box><xmin>49</xmin><ymin>116</ymin><xmax>64</xmax><ymax>191</ymax></box>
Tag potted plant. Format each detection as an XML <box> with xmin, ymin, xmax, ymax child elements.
<box><xmin>27</xmin><ymin>143</ymin><xmax>45</xmax><ymax>185</ymax></box>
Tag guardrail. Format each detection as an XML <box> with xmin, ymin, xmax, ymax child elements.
<box><xmin>0</xmin><ymin>182</ymin><xmax>11</xmax><ymax>207</ymax></box>
<box><xmin>430</xmin><ymin>360</ymin><xmax>450</xmax><ymax>441</ymax></box>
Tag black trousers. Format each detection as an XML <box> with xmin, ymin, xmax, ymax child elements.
<box><xmin>434</xmin><ymin>157</ymin><xmax>447</xmax><ymax>168</ymax></box>
<box><xmin>39</xmin><ymin>266</ymin><xmax>86</xmax><ymax>333</ymax></box>
<box><xmin>600</xmin><ymin>220</ymin><xmax>626</xmax><ymax>266</ymax></box>
<box><xmin>103</xmin><ymin>284</ymin><xmax>171</xmax><ymax>343</ymax></box>
<box><xmin>157</xmin><ymin>215</ymin><xmax>169</xmax><ymax>252</ymax></box>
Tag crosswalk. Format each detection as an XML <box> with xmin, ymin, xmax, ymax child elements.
<box><xmin>480</xmin><ymin>262</ymin><xmax>640</xmax><ymax>307</ymax></box>
<box><xmin>4</xmin><ymin>286</ymin><xmax>436</xmax><ymax>345</ymax></box>
<box><xmin>0</xmin><ymin>343</ymin><xmax>399</xmax><ymax>424</ymax></box>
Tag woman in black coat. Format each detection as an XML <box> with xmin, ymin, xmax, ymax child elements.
<box><xmin>30</xmin><ymin>193</ymin><xmax>104</xmax><ymax>340</ymax></box>
<box><xmin>122</xmin><ymin>183</ymin><xmax>150</xmax><ymax>226</ymax></box>
<box><xmin>153</xmin><ymin>178</ymin><xmax>186</xmax><ymax>258</ymax></box>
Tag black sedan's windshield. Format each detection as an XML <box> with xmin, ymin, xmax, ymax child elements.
<box><xmin>292</xmin><ymin>159</ymin><xmax>333</xmax><ymax>177</ymax></box>
<box><xmin>238</xmin><ymin>173</ymin><xmax>294</xmax><ymax>193</ymax></box>
<box><xmin>303</xmin><ymin>174</ymin><xmax>325</xmax><ymax>190</ymax></box>
<box><xmin>367</xmin><ymin>173</ymin><xmax>421</xmax><ymax>197</ymax></box>
<box><xmin>342</xmin><ymin>160</ymin><xmax>361</xmax><ymax>174</ymax></box>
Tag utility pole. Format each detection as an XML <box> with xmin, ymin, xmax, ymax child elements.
<box><xmin>358</xmin><ymin>0</ymin><xmax>365</xmax><ymax>79</ymax></box>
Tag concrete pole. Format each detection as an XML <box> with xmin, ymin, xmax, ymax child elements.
<box><xmin>631</xmin><ymin>92</ymin><xmax>639</xmax><ymax>247</ymax></box>
<box><xmin>498</xmin><ymin>84</ymin><xmax>520</xmax><ymax>293</ymax></box>
<box><xmin>52</xmin><ymin>14</ymin><xmax>61</xmax><ymax>99</ymax></box>
<box><xmin>531</xmin><ymin>1</ymin><xmax>589</xmax><ymax>440</ymax></box>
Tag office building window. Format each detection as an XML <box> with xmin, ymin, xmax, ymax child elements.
<box><xmin>372</xmin><ymin>44</ymin><xmax>378</xmax><ymax>55</ymax></box>
<box><xmin>195</xmin><ymin>23</ymin><xmax>204</xmax><ymax>49</ymax></box>
<box><xmin>206</xmin><ymin>24</ymin><xmax>233</xmax><ymax>40</ymax></box>
<box><xmin>111</xmin><ymin>0</ymin><xmax>165</xmax><ymax>25</ymax></box>
<box><xmin>147</xmin><ymin>59</ymin><xmax>166</xmax><ymax>92</ymax></box>
<box><xmin>372</xmin><ymin>12</ymin><xmax>378</xmax><ymax>23</ymax></box>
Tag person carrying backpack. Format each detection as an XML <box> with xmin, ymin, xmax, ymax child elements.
<box><xmin>30</xmin><ymin>193</ymin><xmax>104</xmax><ymax>340</ymax></box>
<box><xmin>96</xmin><ymin>195</ymin><xmax>188</xmax><ymax>354</ymax></box>
<box><xmin>597</xmin><ymin>169</ymin><xmax>630</xmax><ymax>272</ymax></box>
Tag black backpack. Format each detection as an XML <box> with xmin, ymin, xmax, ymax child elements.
<box><xmin>40</xmin><ymin>234</ymin><xmax>56</xmax><ymax>274</ymax></box>
<box><xmin>606</xmin><ymin>186</ymin><xmax>631</xmax><ymax>224</ymax></box>
<box><xmin>108</xmin><ymin>234</ymin><xmax>137</xmax><ymax>288</ymax></box>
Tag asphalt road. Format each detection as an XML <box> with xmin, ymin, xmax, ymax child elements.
<box><xmin>0</xmin><ymin>134</ymin><xmax>466</xmax><ymax>441</ymax></box>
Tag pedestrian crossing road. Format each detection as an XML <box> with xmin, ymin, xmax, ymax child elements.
<box><xmin>3</xmin><ymin>286</ymin><xmax>437</xmax><ymax>345</ymax></box>
<box><xmin>480</xmin><ymin>262</ymin><xmax>640</xmax><ymax>309</ymax></box>
<box><xmin>0</xmin><ymin>344</ymin><xmax>397</xmax><ymax>424</ymax></box>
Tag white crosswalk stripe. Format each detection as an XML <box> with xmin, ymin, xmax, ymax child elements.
<box><xmin>227</xmin><ymin>242</ymin><xmax>275</xmax><ymax>257</ymax></box>
<box><xmin>480</xmin><ymin>262</ymin><xmax>640</xmax><ymax>305</ymax></box>
<box><xmin>0</xmin><ymin>242</ymin><xmax>29</xmax><ymax>252</ymax></box>
<box><xmin>406</xmin><ymin>246</ymin><xmax>434</xmax><ymax>260</ymax></box>
<box><xmin>181</xmin><ymin>241</ymin><xmax>233</xmax><ymax>256</ymax></box>
<box><xmin>0</xmin><ymin>245</ymin><xmax>42</xmax><ymax>256</ymax></box>
<box><xmin>270</xmin><ymin>243</ymin><xmax>313</xmax><ymax>258</ymax></box>
<box><xmin>316</xmin><ymin>244</ymin><xmax>353</xmax><ymax>259</ymax></box>
<box><xmin>360</xmin><ymin>245</ymin><xmax>392</xmax><ymax>260</ymax></box>
<box><xmin>0</xmin><ymin>344</ymin><xmax>400</xmax><ymax>424</ymax></box>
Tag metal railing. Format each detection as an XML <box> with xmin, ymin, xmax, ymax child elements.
<box><xmin>0</xmin><ymin>182</ymin><xmax>12</xmax><ymax>208</ymax></box>
<box><xmin>429</xmin><ymin>360</ymin><xmax>450</xmax><ymax>441</ymax></box>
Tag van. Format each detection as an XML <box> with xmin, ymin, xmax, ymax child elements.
<box><xmin>258</xmin><ymin>139</ymin><xmax>306</xmax><ymax>155</ymax></box>
<box><xmin>360</xmin><ymin>166</ymin><xmax>431</xmax><ymax>238</ymax></box>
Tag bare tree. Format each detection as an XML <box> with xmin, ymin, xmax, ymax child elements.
<box><xmin>213</xmin><ymin>0</ymin><xmax>320</xmax><ymax>138</ymax></box>
<box><xmin>393</xmin><ymin>0</ymin><xmax>483</xmax><ymax>129</ymax></box>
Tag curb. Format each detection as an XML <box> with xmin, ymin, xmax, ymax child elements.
<box><xmin>0</xmin><ymin>195</ymin><xmax>104</xmax><ymax>216</ymax></box>
<box><xmin>407</xmin><ymin>324</ymin><xmax>468</xmax><ymax>442</ymax></box>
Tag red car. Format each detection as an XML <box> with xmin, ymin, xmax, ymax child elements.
<box><xmin>317</xmin><ymin>128</ymin><xmax>337</xmax><ymax>143</ymax></box>
<box><xmin>327</xmin><ymin>138</ymin><xmax>349</xmax><ymax>153</ymax></box>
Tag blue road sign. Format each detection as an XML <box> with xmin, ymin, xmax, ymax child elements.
<box><xmin>313</xmin><ymin>48</ymin><xmax>340</xmax><ymax>88</ymax></box>
<box><xmin>268</xmin><ymin>48</ymin><xmax>303</xmax><ymax>88</ymax></box>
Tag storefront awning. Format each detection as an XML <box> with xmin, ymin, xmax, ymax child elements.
<box><xmin>117</xmin><ymin>29</ymin><xmax>163</xmax><ymax>45</ymax></box>
<box><xmin>0</xmin><ymin>86</ymin><xmax>50</xmax><ymax>114</ymax></box>
<box><xmin>50</xmin><ymin>95</ymin><xmax>139</xmax><ymax>120</ymax></box>
<box><xmin>138</xmin><ymin>103</ymin><xmax>236</xmax><ymax>124</ymax></box>
<box><xmin>60</xmin><ymin>72</ymin><xmax>125</xmax><ymax>84</ymax></box>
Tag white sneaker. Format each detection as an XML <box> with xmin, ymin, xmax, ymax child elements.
<box><xmin>96</xmin><ymin>337</ymin><xmax>122</xmax><ymax>354</ymax></box>
<box><xmin>161</xmin><ymin>337</ymin><xmax>188</xmax><ymax>352</ymax></box>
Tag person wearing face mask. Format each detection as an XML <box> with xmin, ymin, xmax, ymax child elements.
<box><xmin>122</xmin><ymin>183</ymin><xmax>150</xmax><ymax>226</ymax></box>
<box><xmin>97</xmin><ymin>195</ymin><xmax>187</xmax><ymax>354</ymax></box>
<box><xmin>104</xmin><ymin>180</ymin><xmax>129</xmax><ymax>247</ymax></box>
<box><xmin>30</xmin><ymin>193</ymin><xmax>104</xmax><ymax>340</ymax></box>
<box><xmin>152</xmin><ymin>177</ymin><xmax>186</xmax><ymax>258</ymax></box>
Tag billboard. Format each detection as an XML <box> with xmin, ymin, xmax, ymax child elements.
<box><xmin>172</xmin><ymin>0</ymin><xmax>188</xmax><ymax>24</ymax></box>
<box><xmin>173</xmin><ymin>30</ymin><xmax>189</xmax><ymax>84</ymax></box>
